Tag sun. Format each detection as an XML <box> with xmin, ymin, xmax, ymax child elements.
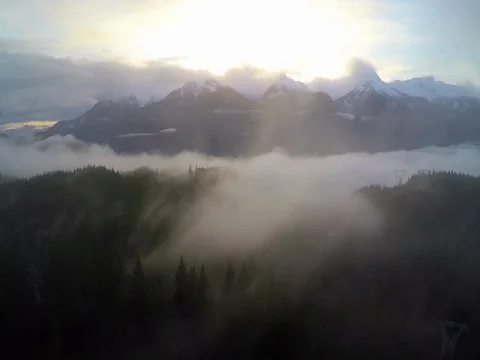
<box><xmin>115</xmin><ymin>0</ymin><xmax>369</xmax><ymax>80</ymax></box>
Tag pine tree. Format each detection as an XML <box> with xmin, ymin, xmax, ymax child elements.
<box><xmin>131</xmin><ymin>256</ymin><xmax>147</xmax><ymax>315</ymax></box>
<box><xmin>199</xmin><ymin>264</ymin><xmax>209</xmax><ymax>309</ymax></box>
<box><xmin>222</xmin><ymin>263</ymin><xmax>235</xmax><ymax>296</ymax></box>
<box><xmin>188</xmin><ymin>266</ymin><xmax>199</xmax><ymax>314</ymax></box>
<box><xmin>237</xmin><ymin>263</ymin><xmax>251</xmax><ymax>291</ymax></box>
<box><xmin>132</xmin><ymin>256</ymin><xmax>146</xmax><ymax>297</ymax></box>
<box><xmin>173</xmin><ymin>257</ymin><xmax>188</xmax><ymax>315</ymax></box>
<box><xmin>130</xmin><ymin>256</ymin><xmax>156</xmax><ymax>342</ymax></box>
<box><xmin>188</xmin><ymin>165</ymin><xmax>193</xmax><ymax>179</ymax></box>
<box><xmin>188</xmin><ymin>266</ymin><xmax>199</xmax><ymax>298</ymax></box>
<box><xmin>188</xmin><ymin>266</ymin><xmax>198</xmax><ymax>285</ymax></box>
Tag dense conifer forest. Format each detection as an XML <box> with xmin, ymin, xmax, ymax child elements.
<box><xmin>1</xmin><ymin>167</ymin><xmax>480</xmax><ymax>359</ymax></box>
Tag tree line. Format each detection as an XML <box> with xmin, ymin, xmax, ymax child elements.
<box><xmin>2</xmin><ymin>166</ymin><xmax>480</xmax><ymax>359</ymax></box>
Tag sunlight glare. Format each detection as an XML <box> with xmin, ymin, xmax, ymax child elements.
<box><xmin>117</xmin><ymin>0</ymin><xmax>370</xmax><ymax>80</ymax></box>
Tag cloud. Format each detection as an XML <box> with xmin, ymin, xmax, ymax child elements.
<box><xmin>345</xmin><ymin>58</ymin><xmax>379</xmax><ymax>78</ymax></box>
<box><xmin>0</xmin><ymin>48</ymin><xmax>292</xmax><ymax>123</ymax></box>
<box><xmin>0</xmin><ymin>0</ymin><xmax>420</xmax><ymax>79</ymax></box>
<box><xmin>377</xmin><ymin>63</ymin><xmax>416</xmax><ymax>82</ymax></box>
<box><xmin>2</xmin><ymin>136</ymin><xmax>480</xmax><ymax>260</ymax></box>
<box><xmin>4</xmin><ymin>133</ymin><xmax>480</xmax><ymax>184</ymax></box>
<box><xmin>3</xmin><ymin>0</ymin><xmax>480</xmax><ymax>87</ymax></box>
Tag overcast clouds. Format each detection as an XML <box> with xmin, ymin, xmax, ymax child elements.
<box><xmin>1</xmin><ymin>0</ymin><xmax>480</xmax><ymax>123</ymax></box>
<box><xmin>1</xmin><ymin>0</ymin><xmax>478</xmax><ymax>80</ymax></box>
<box><xmin>2</xmin><ymin>135</ymin><xmax>480</xmax><ymax>183</ymax></box>
<box><xmin>0</xmin><ymin>48</ymin><xmax>288</xmax><ymax>123</ymax></box>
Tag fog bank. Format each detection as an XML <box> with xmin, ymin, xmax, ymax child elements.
<box><xmin>2</xmin><ymin>136</ymin><xmax>480</xmax><ymax>188</ymax></box>
<box><xmin>3</xmin><ymin>136</ymin><xmax>480</xmax><ymax>262</ymax></box>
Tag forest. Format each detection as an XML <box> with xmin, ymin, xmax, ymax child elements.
<box><xmin>1</xmin><ymin>166</ymin><xmax>480</xmax><ymax>359</ymax></box>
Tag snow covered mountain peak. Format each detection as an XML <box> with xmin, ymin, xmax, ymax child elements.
<box><xmin>389</xmin><ymin>77</ymin><xmax>473</xmax><ymax>101</ymax></box>
<box><xmin>351</xmin><ymin>80</ymin><xmax>406</xmax><ymax>100</ymax></box>
<box><xmin>116</xmin><ymin>96</ymin><xmax>143</xmax><ymax>107</ymax></box>
<box><xmin>183</xmin><ymin>79</ymin><xmax>224</xmax><ymax>92</ymax></box>
<box><xmin>170</xmin><ymin>79</ymin><xmax>228</xmax><ymax>102</ymax></box>
<box><xmin>335</xmin><ymin>79</ymin><xmax>411</xmax><ymax>116</ymax></box>
<box><xmin>415</xmin><ymin>76</ymin><xmax>436</xmax><ymax>83</ymax></box>
<box><xmin>263</xmin><ymin>75</ymin><xmax>312</xmax><ymax>99</ymax></box>
<box><xmin>276</xmin><ymin>74</ymin><xmax>312</xmax><ymax>92</ymax></box>
<box><xmin>94</xmin><ymin>96</ymin><xmax>142</xmax><ymax>109</ymax></box>
<box><xmin>310</xmin><ymin>63</ymin><xmax>385</xmax><ymax>100</ymax></box>
<box><xmin>163</xmin><ymin>79</ymin><xmax>252</xmax><ymax>108</ymax></box>
<box><xmin>203</xmin><ymin>79</ymin><xmax>224</xmax><ymax>91</ymax></box>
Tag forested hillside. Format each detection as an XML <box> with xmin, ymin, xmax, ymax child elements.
<box><xmin>1</xmin><ymin>167</ymin><xmax>480</xmax><ymax>359</ymax></box>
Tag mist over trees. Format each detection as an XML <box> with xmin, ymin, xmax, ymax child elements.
<box><xmin>1</xmin><ymin>166</ymin><xmax>480</xmax><ymax>359</ymax></box>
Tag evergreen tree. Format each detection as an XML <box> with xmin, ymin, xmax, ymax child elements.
<box><xmin>222</xmin><ymin>263</ymin><xmax>235</xmax><ymax>296</ymax></box>
<box><xmin>237</xmin><ymin>263</ymin><xmax>251</xmax><ymax>291</ymax></box>
<box><xmin>130</xmin><ymin>256</ymin><xmax>153</xmax><ymax>342</ymax></box>
<box><xmin>188</xmin><ymin>266</ymin><xmax>199</xmax><ymax>288</ymax></box>
<box><xmin>188</xmin><ymin>266</ymin><xmax>199</xmax><ymax>314</ymax></box>
<box><xmin>131</xmin><ymin>256</ymin><xmax>147</xmax><ymax>305</ymax></box>
<box><xmin>188</xmin><ymin>266</ymin><xmax>199</xmax><ymax>299</ymax></box>
<box><xmin>173</xmin><ymin>257</ymin><xmax>188</xmax><ymax>315</ymax></box>
<box><xmin>149</xmin><ymin>274</ymin><xmax>163</xmax><ymax>312</ymax></box>
<box><xmin>199</xmin><ymin>264</ymin><xmax>209</xmax><ymax>309</ymax></box>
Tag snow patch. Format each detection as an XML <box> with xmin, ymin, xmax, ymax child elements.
<box><xmin>264</xmin><ymin>75</ymin><xmax>312</xmax><ymax>99</ymax></box>
<box><xmin>341</xmin><ymin>80</ymin><xmax>408</xmax><ymax>108</ymax></box>
<box><xmin>364</xmin><ymin>81</ymin><xmax>405</xmax><ymax>98</ymax></box>
<box><xmin>116</xmin><ymin>128</ymin><xmax>177</xmax><ymax>138</ymax></box>
<box><xmin>95</xmin><ymin>96</ymin><xmax>142</xmax><ymax>108</ymax></box>
<box><xmin>336</xmin><ymin>112</ymin><xmax>356</xmax><ymax>120</ymax></box>
<box><xmin>116</xmin><ymin>133</ymin><xmax>158</xmax><ymax>138</ymax></box>
<box><xmin>275</xmin><ymin>74</ymin><xmax>312</xmax><ymax>93</ymax></box>
<box><xmin>389</xmin><ymin>77</ymin><xmax>473</xmax><ymax>101</ymax></box>
<box><xmin>177</xmin><ymin>79</ymin><xmax>226</xmax><ymax>101</ymax></box>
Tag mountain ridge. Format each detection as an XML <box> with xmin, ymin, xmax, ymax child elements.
<box><xmin>34</xmin><ymin>69</ymin><xmax>480</xmax><ymax>157</ymax></box>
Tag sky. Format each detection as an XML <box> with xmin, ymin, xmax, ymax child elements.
<box><xmin>0</xmin><ymin>0</ymin><xmax>479</xmax><ymax>123</ymax></box>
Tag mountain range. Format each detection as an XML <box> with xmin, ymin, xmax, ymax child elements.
<box><xmin>16</xmin><ymin>68</ymin><xmax>480</xmax><ymax>156</ymax></box>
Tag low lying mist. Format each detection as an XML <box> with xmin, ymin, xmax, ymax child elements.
<box><xmin>4</xmin><ymin>135</ymin><xmax>480</xmax><ymax>360</ymax></box>
<box><xmin>2</xmin><ymin>136</ymin><xmax>480</xmax><ymax>262</ymax></box>
<box><xmin>2</xmin><ymin>135</ymin><xmax>480</xmax><ymax>182</ymax></box>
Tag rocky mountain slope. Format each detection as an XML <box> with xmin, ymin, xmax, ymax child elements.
<box><xmin>41</xmin><ymin>72</ymin><xmax>480</xmax><ymax>156</ymax></box>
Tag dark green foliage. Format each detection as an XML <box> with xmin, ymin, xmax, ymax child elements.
<box><xmin>222</xmin><ymin>263</ymin><xmax>236</xmax><ymax>296</ymax></box>
<box><xmin>131</xmin><ymin>256</ymin><xmax>147</xmax><ymax>307</ymax></box>
<box><xmin>4</xmin><ymin>168</ymin><xmax>480</xmax><ymax>359</ymax></box>
<box><xmin>173</xmin><ymin>260</ymin><xmax>210</xmax><ymax>317</ymax></box>
<box><xmin>187</xmin><ymin>266</ymin><xmax>202</xmax><ymax>315</ymax></box>
<box><xmin>199</xmin><ymin>264</ymin><xmax>210</xmax><ymax>309</ymax></box>
<box><xmin>128</xmin><ymin>256</ymin><xmax>156</xmax><ymax>344</ymax></box>
<box><xmin>237</xmin><ymin>263</ymin><xmax>251</xmax><ymax>291</ymax></box>
<box><xmin>188</xmin><ymin>266</ymin><xmax>198</xmax><ymax>286</ymax></box>
<box><xmin>173</xmin><ymin>257</ymin><xmax>189</xmax><ymax>316</ymax></box>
